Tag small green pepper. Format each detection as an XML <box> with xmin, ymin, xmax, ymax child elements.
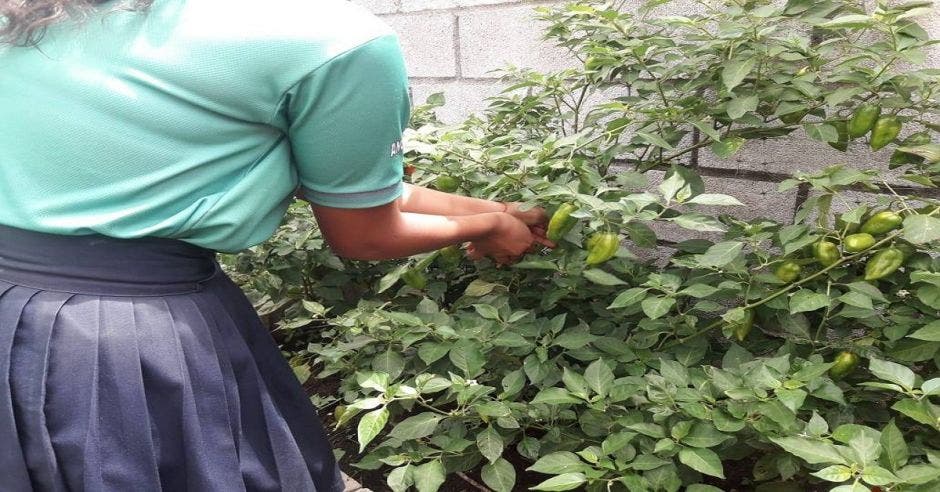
<box><xmin>546</xmin><ymin>203</ymin><xmax>578</xmax><ymax>242</ymax></box>
<box><xmin>813</xmin><ymin>240</ymin><xmax>841</xmax><ymax>267</ymax></box>
<box><xmin>585</xmin><ymin>232</ymin><xmax>620</xmax><ymax>265</ymax></box>
<box><xmin>847</xmin><ymin>103</ymin><xmax>881</xmax><ymax>138</ymax></box>
<box><xmin>864</xmin><ymin>247</ymin><xmax>904</xmax><ymax>281</ymax></box>
<box><xmin>774</xmin><ymin>261</ymin><xmax>802</xmax><ymax>283</ymax></box>
<box><xmin>829</xmin><ymin>351</ymin><xmax>859</xmax><ymax>379</ymax></box>
<box><xmin>843</xmin><ymin>233</ymin><xmax>876</xmax><ymax>253</ymax></box>
<box><xmin>859</xmin><ymin>211</ymin><xmax>903</xmax><ymax>236</ymax></box>
<box><xmin>869</xmin><ymin>116</ymin><xmax>902</xmax><ymax>151</ymax></box>
<box><xmin>433</xmin><ymin>175</ymin><xmax>460</xmax><ymax>192</ymax></box>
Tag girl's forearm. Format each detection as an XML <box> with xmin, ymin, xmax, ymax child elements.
<box><xmin>399</xmin><ymin>183</ymin><xmax>504</xmax><ymax>216</ymax></box>
<box><xmin>324</xmin><ymin>210</ymin><xmax>508</xmax><ymax>260</ymax></box>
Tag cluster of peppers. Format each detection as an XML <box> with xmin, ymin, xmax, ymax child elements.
<box><xmin>758</xmin><ymin>210</ymin><xmax>909</xmax><ymax>378</ymax></box>
<box><xmin>773</xmin><ymin>210</ymin><xmax>906</xmax><ymax>285</ymax></box>
<box><xmin>547</xmin><ymin>203</ymin><xmax>620</xmax><ymax>266</ymax></box>
<box><xmin>829</xmin><ymin>103</ymin><xmax>906</xmax><ymax>153</ymax></box>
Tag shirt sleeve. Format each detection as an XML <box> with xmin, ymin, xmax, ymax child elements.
<box><xmin>286</xmin><ymin>34</ymin><xmax>411</xmax><ymax>208</ymax></box>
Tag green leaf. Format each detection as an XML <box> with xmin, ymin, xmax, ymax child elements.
<box><xmin>697</xmin><ymin>241</ymin><xmax>744</xmax><ymax>268</ymax></box>
<box><xmin>530</xmin><ymin>473</ymin><xmax>587</xmax><ymax>491</ymax></box>
<box><xmin>722</xmin><ymin>57</ymin><xmax>757</xmax><ymax>90</ymax></box>
<box><xmin>474</xmin><ymin>304</ymin><xmax>501</xmax><ymax>320</ymax></box>
<box><xmin>917</xmin><ymin>285</ymin><xmax>940</xmax><ymax>309</ymax></box>
<box><xmin>527</xmin><ymin>452</ymin><xmax>586</xmax><ymax>474</ymax></box>
<box><xmin>891</xmin><ymin>399</ymin><xmax>938</xmax><ymax>427</ymax></box>
<box><xmin>642</xmin><ymin>296</ymin><xmax>676</xmax><ymax>320</ymax></box>
<box><xmin>387</xmin><ymin>464</ymin><xmax>414</xmax><ymax>492</ymax></box>
<box><xmin>903</xmin><ymin>215</ymin><xmax>940</xmax><ymax>245</ymax></box>
<box><xmin>481</xmin><ymin>458</ymin><xmax>516</xmax><ymax>492</ymax></box>
<box><xmin>477</xmin><ymin>426</ymin><xmax>504</xmax><ymax>464</ymax></box>
<box><xmin>659</xmin><ymin>359</ymin><xmax>690</xmax><ymax>387</ymax></box>
<box><xmin>861</xmin><ymin>466</ymin><xmax>900</xmax><ymax>486</ymax></box>
<box><xmin>553</xmin><ymin>329</ymin><xmax>597</xmax><ymax>349</ymax></box>
<box><xmin>678</xmin><ymin>284</ymin><xmax>719</xmax><ymax>298</ymax></box>
<box><xmin>584</xmin><ymin>359</ymin><xmax>615</xmax><ymax>397</ymax></box>
<box><xmin>418</xmin><ymin>342</ymin><xmax>450</xmax><ymax>365</ymax></box>
<box><xmin>449</xmin><ymin>340</ymin><xmax>485</xmax><ymax>377</ymax></box>
<box><xmin>671</xmin><ymin>213</ymin><xmax>726</xmax><ymax>232</ymax></box>
<box><xmin>910</xmin><ymin>320</ymin><xmax>940</xmax><ymax>341</ymax></box>
<box><xmin>889</xmin><ymin>339</ymin><xmax>940</xmax><ymax>362</ymax></box>
<box><xmin>582</xmin><ymin>269</ymin><xmax>627</xmax><ymax>286</ymax></box>
<box><xmin>532</xmin><ymin>387</ymin><xmax>582</xmax><ymax>405</ymax></box>
<box><xmin>686</xmin><ymin>194</ymin><xmax>744</xmax><ymax>206</ymax></box>
<box><xmin>372</xmin><ymin>350</ymin><xmax>405</xmax><ymax>380</ymax></box>
<box><xmin>388</xmin><ymin>413</ymin><xmax>443</xmax><ymax>440</ymax></box>
<box><xmin>678</xmin><ymin>447</ymin><xmax>725</xmax><ymax>478</ymax></box>
<box><xmin>636</xmin><ymin>131</ymin><xmax>675</xmax><ymax>150</ymax></box>
<box><xmin>789</xmin><ymin>290</ymin><xmax>831</xmax><ymax>314</ymax></box>
<box><xmin>357</xmin><ymin>407</ymin><xmax>389</xmax><ymax>452</ymax></box>
<box><xmin>414</xmin><ymin>460</ymin><xmax>446</xmax><ymax>492</ymax></box>
<box><xmin>869</xmin><ymin>358</ymin><xmax>916</xmax><ymax>390</ymax></box>
<box><xmin>624</xmin><ymin>221</ymin><xmax>658</xmax><ymax>248</ymax></box>
<box><xmin>804</xmin><ymin>123</ymin><xmax>839</xmax><ymax>142</ymax></box>
<box><xmin>897</xmin><ymin>463</ymin><xmax>940</xmax><ymax>484</ymax></box>
<box><xmin>811</xmin><ymin>465</ymin><xmax>853</xmax><ymax>482</ymax></box>
<box><xmin>806</xmin><ymin>412</ymin><xmax>830</xmax><ymax>436</ymax></box>
<box><xmin>880</xmin><ymin>420</ymin><xmax>909</xmax><ymax>472</ymax></box>
<box><xmin>686</xmin><ymin>486</ymin><xmax>723</xmax><ymax>492</ymax></box>
<box><xmin>838</xmin><ymin>291</ymin><xmax>873</xmax><ymax>310</ymax></box>
<box><xmin>770</xmin><ymin>437</ymin><xmax>848</xmax><ymax>465</ymax></box>
<box><xmin>608</xmin><ymin>287</ymin><xmax>648</xmax><ymax>309</ymax></box>
<box><xmin>681</xmin><ymin>422</ymin><xmax>730</xmax><ymax>448</ymax></box>
<box><xmin>710</xmin><ymin>136</ymin><xmax>746</xmax><ymax>158</ymax></box>
<box><xmin>819</xmin><ymin>14</ymin><xmax>873</xmax><ymax>28</ymax></box>
<box><xmin>727</xmin><ymin>94</ymin><xmax>759</xmax><ymax>119</ymax></box>
<box><xmin>922</xmin><ymin>378</ymin><xmax>940</xmax><ymax>396</ymax></box>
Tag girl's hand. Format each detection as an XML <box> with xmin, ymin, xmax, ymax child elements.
<box><xmin>467</xmin><ymin>213</ymin><xmax>554</xmax><ymax>265</ymax></box>
<box><xmin>504</xmin><ymin>202</ymin><xmax>549</xmax><ymax>228</ymax></box>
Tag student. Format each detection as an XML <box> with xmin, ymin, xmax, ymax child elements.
<box><xmin>0</xmin><ymin>1</ymin><xmax>550</xmax><ymax>490</ymax></box>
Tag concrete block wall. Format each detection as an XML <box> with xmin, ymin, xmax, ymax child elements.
<box><xmin>353</xmin><ymin>0</ymin><xmax>940</xmax><ymax>234</ymax></box>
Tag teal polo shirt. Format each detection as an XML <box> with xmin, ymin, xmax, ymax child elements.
<box><xmin>0</xmin><ymin>0</ymin><xmax>410</xmax><ymax>252</ymax></box>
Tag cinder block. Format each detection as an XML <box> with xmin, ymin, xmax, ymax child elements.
<box><xmin>458</xmin><ymin>3</ymin><xmax>576</xmax><ymax>78</ymax></box>
<box><xmin>641</xmin><ymin>171</ymin><xmax>799</xmax><ymax>243</ymax></box>
<box><xmin>353</xmin><ymin>0</ymin><xmax>399</xmax><ymax>14</ymax></box>
<box><xmin>341</xmin><ymin>473</ymin><xmax>362</xmax><ymax>491</ymax></box>
<box><xmin>922</xmin><ymin>6</ymin><xmax>940</xmax><ymax>68</ymax></box>
<box><xmin>698</xmin><ymin>132</ymin><xmax>899</xmax><ymax>179</ymax></box>
<box><xmin>401</xmin><ymin>0</ymin><xmax>457</xmax><ymax>12</ymax></box>
<box><xmin>386</xmin><ymin>13</ymin><xmax>459</xmax><ymax>77</ymax></box>
<box><xmin>410</xmin><ymin>79</ymin><xmax>506</xmax><ymax>122</ymax></box>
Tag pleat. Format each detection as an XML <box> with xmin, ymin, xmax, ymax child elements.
<box><xmin>132</xmin><ymin>296</ymin><xmax>202</xmax><ymax>491</ymax></box>
<box><xmin>10</xmin><ymin>290</ymin><xmax>72</xmax><ymax>492</ymax></box>
<box><xmin>0</xmin><ymin>283</ymin><xmax>36</xmax><ymax>491</ymax></box>
<box><xmin>199</xmin><ymin>277</ymin><xmax>333</xmax><ymax>492</ymax></box>
<box><xmin>162</xmin><ymin>295</ymin><xmax>244</xmax><ymax>491</ymax></box>
<box><xmin>44</xmin><ymin>295</ymin><xmax>104</xmax><ymax>490</ymax></box>
<box><xmin>94</xmin><ymin>297</ymin><xmax>162</xmax><ymax>490</ymax></box>
<box><xmin>190</xmin><ymin>288</ymin><xmax>293</xmax><ymax>491</ymax></box>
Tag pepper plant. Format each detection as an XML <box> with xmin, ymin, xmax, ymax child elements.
<box><xmin>225</xmin><ymin>0</ymin><xmax>940</xmax><ymax>490</ymax></box>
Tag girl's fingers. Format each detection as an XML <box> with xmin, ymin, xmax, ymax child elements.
<box><xmin>533</xmin><ymin>236</ymin><xmax>556</xmax><ymax>249</ymax></box>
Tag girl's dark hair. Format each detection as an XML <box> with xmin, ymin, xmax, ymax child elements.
<box><xmin>0</xmin><ymin>0</ymin><xmax>153</xmax><ymax>47</ymax></box>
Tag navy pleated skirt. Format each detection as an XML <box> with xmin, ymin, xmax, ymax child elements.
<box><xmin>0</xmin><ymin>225</ymin><xmax>344</xmax><ymax>492</ymax></box>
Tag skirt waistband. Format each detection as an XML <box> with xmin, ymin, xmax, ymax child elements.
<box><xmin>0</xmin><ymin>225</ymin><xmax>220</xmax><ymax>296</ymax></box>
